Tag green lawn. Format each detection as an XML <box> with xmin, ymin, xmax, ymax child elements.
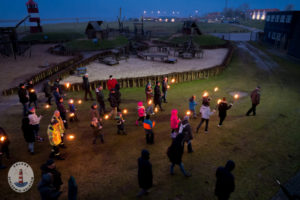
<box><xmin>168</xmin><ymin>35</ymin><xmax>226</xmax><ymax>46</ymax></box>
<box><xmin>239</xmin><ymin>20</ymin><xmax>265</xmax><ymax>30</ymax></box>
<box><xmin>65</xmin><ymin>36</ymin><xmax>129</xmax><ymax>51</ymax></box>
<box><xmin>21</xmin><ymin>32</ymin><xmax>85</xmax><ymax>42</ymax></box>
<box><xmin>0</xmin><ymin>44</ymin><xmax>300</xmax><ymax>199</ymax></box>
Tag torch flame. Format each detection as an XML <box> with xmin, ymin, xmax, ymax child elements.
<box><xmin>45</xmin><ymin>104</ymin><xmax>50</xmax><ymax>109</ymax></box>
<box><xmin>78</xmin><ymin>100</ymin><xmax>82</xmax><ymax>104</ymax></box>
<box><xmin>171</xmin><ymin>78</ymin><xmax>175</xmax><ymax>83</ymax></box>
<box><xmin>186</xmin><ymin>110</ymin><xmax>191</xmax><ymax>116</ymax></box>
<box><xmin>122</xmin><ymin>109</ymin><xmax>128</xmax><ymax>114</ymax></box>
<box><xmin>154</xmin><ymin>107</ymin><xmax>159</xmax><ymax>113</ymax></box>
<box><xmin>68</xmin><ymin>134</ymin><xmax>75</xmax><ymax>140</ymax></box>
<box><xmin>203</xmin><ymin>92</ymin><xmax>209</xmax><ymax>97</ymax></box>
<box><xmin>65</xmin><ymin>82</ymin><xmax>70</xmax><ymax>88</ymax></box>
<box><xmin>234</xmin><ymin>94</ymin><xmax>239</xmax><ymax>99</ymax></box>
<box><xmin>148</xmin><ymin>100</ymin><xmax>152</xmax><ymax>105</ymax></box>
<box><xmin>30</xmin><ymin>89</ymin><xmax>35</xmax><ymax>93</ymax></box>
<box><xmin>70</xmin><ymin>113</ymin><xmax>75</xmax><ymax>117</ymax></box>
<box><xmin>0</xmin><ymin>136</ymin><xmax>5</xmax><ymax>142</ymax></box>
<box><xmin>167</xmin><ymin>85</ymin><xmax>170</xmax><ymax>89</ymax></box>
<box><xmin>217</xmin><ymin>99</ymin><xmax>222</xmax><ymax>104</ymax></box>
<box><xmin>104</xmin><ymin>115</ymin><xmax>109</xmax><ymax>120</ymax></box>
<box><xmin>69</xmin><ymin>99</ymin><xmax>74</xmax><ymax>104</ymax></box>
<box><xmin>214</xmin><ymin>87</ymin><xmax>219</xmax><ymax>92</ymax></box>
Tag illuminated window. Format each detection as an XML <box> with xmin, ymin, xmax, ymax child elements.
<box><xmin>286</xmin><ymin>15</ymin><xmax>292</xmax><ymax>23</ymax></box>
<box><xmin>271</xmin><ymin>15</ymin><xmax>275</xmax><ymax>22</ymax></box>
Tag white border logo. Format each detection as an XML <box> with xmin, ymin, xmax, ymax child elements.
<box><xmin>8</xmin><ymin>162</ymin><xmax>34</xmax><ymax>193</ymax></box>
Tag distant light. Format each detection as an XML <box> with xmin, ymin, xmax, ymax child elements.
<box><xmin>157</xmin><ymin>10</ymin><xmax>160</xmax><ymax>14</ymax></box>
<box><xmin>165</xmin><ymin>18</ymin><xmax>168</xmax><ymax>22</ymax></box>
<box><xmin>143</xmin><ymin>10</ymin><xmax>147</xmax><ymax>14</ymax></box>
<box><xmin>159</xmin><ymin>18</ymin><xmax>162</xmax><ymax>22</ymax></box>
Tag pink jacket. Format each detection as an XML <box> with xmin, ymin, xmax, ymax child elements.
<box><xmin>170</xmin><ymin>109</ymin><xmax>180</xmax><ymax>129</ymax></box>
<box><xmin>137</xmin><ymin>102</ymin><xmax>146</xmax><ymax>117</ymax></box>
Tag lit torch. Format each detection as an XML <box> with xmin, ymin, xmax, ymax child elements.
<box><xmin>30</xmin><ymin>89</ymin><xmax>35</xmax><ymax>93</ymax></box>
<box><xmin>186</xmin><ymin>110</ymin><xmax>191</xmax><ymax>116</ymax></box>
<box><xmin>167</xmin><ymin>85</ymin><xmax>170</xmax><ymax>89</ymax></box>
<box><xmin>69</xmin><ymin>113</ymin><xmax>75</xmax><ymax>117</ymax></box>
<box><xmin>234</xmin><ymin>94</ymin><xmax>239</xmax><ymax>100</ymax></box>
<box><xmin>122</xmin><ymin>109</ymin><xmax>128</xmax><ymax>114</ymax></box>
<box><xmin>154</xmin><ymin>107</ymin><xmax>159</xmax><ymax>113</ymax></box>
<box><xmin>0</xmin><ymin>136</ymin><xmax>6</xmax><ymax>142</ymax></box>
<box><xmin>214</xmin><ymin>87</ymin><xmax>219</xmax><ymax>92</ymax></box>
<box><xmin>65</xmin><ymin>82</ymin><xmax>70</xmax><ymax>89</ymax></box>
<box><xmin>68</xmin><ymin>134</ymin><xmax>75</xmax><ymax>140</ymax></box>
<box><xmin>69</xmin><ymin>99</ymin><xmax>74</xmax><ymax>104</ymax></box>
<box><xmin>104</xmin><ymin>114</ymin><xmax>109</xmax><ymax>120</ymax></box>
<box><xmin>148</xmin><ymin>100</ymin><xmax>152</xmax><ymax>105</ymax></box>
<box><xmin>171</xmin><ymin>78</ymin><xmax>175</xmax><ymax>83</ymax></box>
<box><xmin>203</xmin><ymin>92</ymin><xmax>209</xmax><ymax>97</ymax></box>
<box><xmin>78</xmin><ymin>100</ymin><xmax>82</xmax><ymax>104</ymax></box>
<box><xmin>217</xmin><ymin>99</ymin><xmax>222</xmax><ymax>104</ymax></box>
<box><xmin>45</xmin><ymin>104</ymin><xmax>50</xmax><ymax>109</ymax></box>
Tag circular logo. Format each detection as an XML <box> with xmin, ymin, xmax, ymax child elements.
<box><xmin>8</xmin><ymin>162</ymin><xmax>34</xmax><ymax>193</ymax></box>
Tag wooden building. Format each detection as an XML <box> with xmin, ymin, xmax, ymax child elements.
<box><xmin>85</xmin><ymin>21</ymin><xmax>107</xmax><ymax>40</ymax></box>
<box><xmin>182</xmin><ymin>21</ymin><xmax>202</xmax><ymax>35</ymax></box>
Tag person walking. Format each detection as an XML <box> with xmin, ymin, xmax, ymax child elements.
<box><xmin>18</xmin><ymin>83</ymin><xmax>29</xmax><ymax>116</ymax></box>
<box><xmin>154</xmin><ymin>81</ymin><xmax>163</xmax><ymax>111</ymax></box>
<box><xmin>95</xmin><ymin>85</ymin><xmax>106</xmax><ymax>115</ymax></box>
<box><xmin>196</xmin><ymin>103</ymin><xmax>215</xmax><ymax>133</ymax></box>
<box><xmin>246</xmin><ymin>86</ymin><xmax>261</xmax><ymax>116</ymax></box>
<box><xmin>68</xmin><ymin>99</ymin><xmax>78</xmax><ymax>122</ymax></box>
<box><xmin>189</xmin><ymin>96</ymin><xmax>198</xmax><ymax>119</ymax></box>
<box><xmin>40</xmin><ymin>159</ymin><xmax>63</xmax><ymax>190</ymax></box>
<box><xmin>215</xmin><ymin>160</ymin><xmax>235</xmax><ymax>200</ymax></box>
<box><xmin>22</xmin><ymin>115</ymin><xmax>35</xmax><ymax>155</ymax></box>
<box><xmin>108</xmin><ymin>89</ymin><xmax>118</xmax><ymax>118</ymax></box>
<box><xmin>161</xmin><ymin>77</ymin><xmax>168</xmax><ymax>103</ymax></box>
<box><xmin>57</xmin><ymin>97</ymin><xmax>68</xmax><ymax>129</ymax></box>
<box><xmin>43</xmin><ymin>80</ymin><xmax>53</xmax><ymax>105</ymax></box>
<box><xmin>90</xmin><ymin>117</ymin><xmax>104</xmax><ymax>144</ymax></box>
<box><xmin>178</xmin><ymin>116</ymin><xmax>193</xmax><ymax>153</ymax></box>
<box><xmin>116</xmin><ymin>112</ymin><xmax>126</xmax><ymax>135</ymax></box>
<box><xmin>143</xmin><ymin>115</ymin><xmax>155</xmax><ymax>144</ymax></box>
<box><xmin>28</xmin><ymin>107</ymin><xmax>44</xmax><ymax>142</ymax></box>
<box><xmin>218</xmin><ymin>97</ymin><xmax>232</xmax><ymax>127</ymax></box>
<box><xmin>167</xmin><ymin>134</ymin><xmax>191</xmax><ymax>177</ymax></box>
<box><xmin>145</xmin><ymin>84</ymin><xmax>153</xmax><ymax>102</ymax></box>
<box><xmin>136</xmin><ymin>102</ymin><xmax>146</xmax><ymax>126</ymax></box>
<box><xmin>82</xmin><ymin>73</ymin><xmax>94</xmax><ymax>101</ymax></box>
<box><xmin>170</xmin><ymin>109</ymin><xmax>180</xmax><ymax>140</ymax></box>
<box><xmin>90</xmin><ymin>103</ymin><xmax>101</xmax><ymax>121</ymax></box>
<box><xmin>137</xmin><ymin>149</ymin><xmax>153</xmax><ymax>197</ymax></box>
<box><xmin>27</xmin><ymin>80</ymin><xmax>38</xmax><ymax>109</ymax></box>
<box><xmin>38</xmin><ymin>173</ymin><xmax>62</xmax><ymax>200</ymax></box>
<box><xmin>52</xmin><ymin>111</ymin><xmax>66</xmax><ymax>148</ymax></box>
<box><xmin>107</xmin><ymin>75</ymin><xmax>118</xmax><ymax>91</ymax></box>
<box><xmin>47</xmin><ymin>119</ymin><xmax>64</xmax><ymax>160</ymax></box>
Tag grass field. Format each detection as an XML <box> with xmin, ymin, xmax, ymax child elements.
<box><xmin>0</xmin><ymin>43</ymin><xmax>299</xmax><ymax>200</ymax></box>
<box><xmin>167</xmin><ymin>35</ymin><xmax>227</xmax><ymax>46</ymax></box>
<box><xmin>65</xmin><ymin>36</ymin><xmax>129</xmax><ymax>51</ymax></box>
<box><xmin>239</xmin><ymin>20</ymin><xmax>265</xmax><ymax>30</ymax></box>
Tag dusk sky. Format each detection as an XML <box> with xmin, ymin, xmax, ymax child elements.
<box><xmin>0</xmin><ymin>0</ymin><xmax>300</xmax><ymax>22</ymax></box>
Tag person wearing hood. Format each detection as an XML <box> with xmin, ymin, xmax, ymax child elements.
<box><xmin>43</xmin><ymin>80</ymin><xmax>53</xmax><ymax>105</ymax></box>
<box><xmin>170</xmin><ymin>109</ymin><xmax>181</xmax><ymax>140</ymax></box>
<box><xmin>143</xmin><ymin>115</ymin><xmax>155</xmax><ymax>144</ymax></box>
<box><xmin>136</xmin><ymin>101</ymin><xmax>146</xmax><ymax>126</ymax></box>
<box><xmin>22</xmin><ymin>115</ymin><xmax>35</xmax><ymax>155</ymax></box>
<box><xmin>82</xmin><ymin>73</ymin><xmax>94</xmax><ymax>101</ymax></box>
<box><xmin>27</xmin><ymin>80</ymin><xmax>38</xmax><ymax>109</ymax></box>
<box><xmin>178</xmin><ymin>116</ymin><xmax>193</xmax><ymax>153</ymax></box>
<box><xmin>196</xmin><ymin>104</ymin><xmax>215</xmax><ymax>133</ymax></box>
<box><xmin>218</xmin><ymin>97</ymin><xmax>232</xmax><ymax>127</ymax></box>
<box><xmin>57</xmin><ymin>97</ymin><xmax>68</xmax><ymax>129</ymax></box>
<box><xmin>38</xmin><ymin>173</ymin><xmax>62</xmax><ymax>200</ymax></box>
<box><xmin>246</xmin><ymin>86</ymin><xmax>261</xmax><ymax>116</ymax></box>
<box><xmin>215</xmin><ymin>160</ymin><xmax>235</xmax><ymax>200</ymax></box>
<box><xmin>154</xmin><ymin>81</ymin><xmax>163</xmax><ymax>111</ymax></box>
<box><xmin>137</xmin><ymin>149</ymin><xmax>153</xmax><ymax>197</ymax></box>
<box><xmin>108</xmin><ymin>89</ymin><xmax>118</xmax><ymax>118</ymax></box>
<box><xmin>116</xmin><ymin>112</ymin><xmax>126</xmax><ymax>135</ymax></box>
<box><xmin>90</xmin><ymin>103</ymin><xmax>101</xmax><ymax>121</ymax></box>
<box><xmin>95</xmin><ymin>85</ymin><xmax>106</xmax><ymax>115</ymax></box>
<box><xmin>189</xmin><ymin>96</ymin><xmax>197</xmax><ymax>119</ymax></box>
<box><xmin>167</xmin><ymin>134</ymin><xmax>191</xmax><ymax>177</ymax></box>
<box><xmin>40</xmin><ymin>159</ymin><xmax>63</xmax><ymax>190</ymax></box>
<box><xmin>18</xmin><ymin>83</ymin><xmax>29</xmax><ymax>116</ymax></box>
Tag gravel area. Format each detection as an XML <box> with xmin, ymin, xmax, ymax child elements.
<box><xmin>62</xmin><ymin>48</ymin><xmax>228</xmax><ymax>84</ymax></box>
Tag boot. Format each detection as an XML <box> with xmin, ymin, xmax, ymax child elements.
<box><xmin>187</xmin><ymin>143</ymin><xmax>194</xmax><ymax>153</ymax></box>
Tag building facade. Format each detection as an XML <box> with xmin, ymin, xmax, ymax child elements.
<box><xmin>264</xmin><ymin>11</ymin><xmax>300</xmax><ymax>58</ymax></box>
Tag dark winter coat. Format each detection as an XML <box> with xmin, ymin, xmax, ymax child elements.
<box><xmin>114</xmin><ymin>84</ymin><xmax>121</xmax><ymax>105</ymax></box>
<box><xmin>57</xmin><ymin>102</ymin><xmax>66</xmax><ymax>117</ymax></box>
<box><xmin>108</xmin><ymin>93</ymin><xmax>118</xmax><ymax>108</ymax></box>
<box><xmin>53</xmin><ymin>91</ymin><xmax>61</xmax><ymax>104</ymax></box>
<box><xmin>68</xmin><ymin>176</ymin><xmax>77</xmax><ymax>200</ymax></box>
<box><xmin>22</xmin><ymin>117</ymin><xmax>35</xmax><ymax>143</ymax></box>
<box><xmin>40</xmin><ymin>164</ymin><xmax>63</xmax><ymax>190</ymax></box>
<box><xmin>179</xmin><ymin>119</ymin><xmax>193</xmax><ymax>141</ymax></box>
<box><xmin>38</xmin><ymin>173</ymin><xmax>62</xmax><ymax>200</ymax></box>
<box><xmin>27</xmin><ymin>83</ymin><xmax>37</xmax><ymax>101</ymax></box>
<box><xmin>162</xmin><ymin>79</ymin><xmax>168</xmax><ymax>92</ymax></box>
<box><xmin>138</xmin><ymin>150</ymin><xmax>153</xmax><ymax>190</ymax></box>
<box><xmin>218</xmin><ymin>102</ymin><xmax>232</xmax><ymax>117</ymax></box>
<box><xmin>18</xmin><ymin>88</ymin><xmax>29</xmax><ymax>103</ymax></box>
<box><xmin>82</xmin><ymin>76</ymin><xmax>90</xmax><ymax>91</ymax></box>
<box><xmin>154</xmin><ymin>85</ymin><xmax>161</xmax><ymax>104</ymax></box>
<box><xmin>167</xmin><ymin>134</ymin><xmax>184</xmax><ymax>164</ymax></box>
<box><xmin>215</xmin><ymin>160</ymin><xmax>235</xmax><ymax>199</ymax></box>
<box><xmin>43</xmin><ymin>81</ymin><xmax>53</xmax><ymax>98</ymax></box>
<box><xmin>95</xmin><ymin>89</ymin><xmax>105</xmax><ymax>103</ymax></box>
<box><xmin>251</xmin><ymin>89</ymin><xmax>260</xmax><ymax>105</ymax></box>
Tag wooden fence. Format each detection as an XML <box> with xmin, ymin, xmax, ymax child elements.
<box><xmin>65</xmin><ymin>45</ymin><xmax>235</xmax><ymax>92</ymax></box>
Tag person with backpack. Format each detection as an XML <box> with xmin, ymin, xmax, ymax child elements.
<box><xmin>143</xmin><ymin>115</ymin><xmax>155</xmax><ymax>144</ymax></box>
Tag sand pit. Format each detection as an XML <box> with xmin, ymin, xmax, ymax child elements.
<box><xmin>0</xmin><ymin>44</ymin><xmax>72</xmax><ymax>91</ymax></box>
<box><xmin>62</xmin><ymin>48</ymin><xmax>228</xmax><ymax>84</ymax></box>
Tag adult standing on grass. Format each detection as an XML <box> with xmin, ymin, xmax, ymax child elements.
<box><xmin>40</xmin><ymin>159</ymin><xmax>63</xmax><ymax>191</ymax></box>
<box><xmin>107</xmin><ymin>75</ymin><xmax>118</xmax><ymax>91</ymax></box>
<box><xmin>154</xmin><ymin>81</ymin><xmax>163</xmax><ymax>111</ymax></box>
<box><xmin>246</xmin><ymin>86</ymin><xmax>261</xmax><ymax>116</ymax></box>
<box><xmin>215</xmin><ymin>160</ymin><xmax>235</xmax><ymax>200</ymax></box>
<box><xmin>137</xmin><ymin>149</ymin><xmax>153</xmax><ymax>197</ymax></box>
<box><xmin>161</xmin><ymin>77</ymin><xmax>168</xmax><ymax>103</ymax></box>
<box><xmin>43</xmin><ymin>80</ymin><xmax>53</xmax><ymax>105</ymax></box>
<box><xmin>53</xmin><ymin>87</ymin><xmax>61</xmax><ymax>106</ymax></box>
<box><xmin>196</xmin><ymin>102</ymin><xmax>215</xmax><ymax>133</ymax></box>
<box><xmin>83</xmin><ymin>73</ymin><xmax>94</xmax><ymax>101</ymax></box>
<box><xmin>218</xmin><ymin>97</ymin><xmax>232</xmax><ymax>127</ymax></box>
<box><xmin>108</xmin><ymin>89</ymin><xmax>118</xmax><ymax>118</ymax></box>
<box><xmin>167</xmin><ymin>134</ymin><xmax>191</xmax><ymax>177</ymax></box>
<box><xmin>18</xmin><ymin>83</ymin><xmax>29</xmax><ymax>116</ymax></box>
<box><xmin>52</xmin><ymin>111</ymin><xmax>66</xmax><ymax>149</ymax></box>
<box><xmin>95</xmin><ymin>85</ymin><xmax>106</xmax><ymax>115</ymax></box>
<box><xmin>179</xmin><ymin>116</ymin><xmax>193</xmax><ymax>153</ymax></box>
<box><xmin>22</xmin><ymin>114</ymin><xmax>35</xmax><ymax>155</ymax></box>
<box><xmin>27</xmin><ymin>80</ymin><xmax>38</xmax><ymax>109</ymax></box>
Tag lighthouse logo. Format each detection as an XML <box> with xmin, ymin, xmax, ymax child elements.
<box><xmin>8</xmin><ymin>162</ymin><xmax>34</xmax><ymax>193</ymax></box>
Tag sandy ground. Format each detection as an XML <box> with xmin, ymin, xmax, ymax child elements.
<box><xmin>62</xmin><ymin>48</ymin><xmax>228</xmax><ymax>84</ymax></box>
<box><xmin>0</xmin><ymin>44</ymin><xmax>72</xmax><ymax>92</ymax></box>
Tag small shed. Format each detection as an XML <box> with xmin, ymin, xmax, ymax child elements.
<box><xmin>182</xmin><ymin>21</ymin><xmax>202</xmax><ymax>35</ymax></box>
<box><xmin>85</xmin><ymin>21</ymin><xmax>106</xmax><ymax>40</ymax></box>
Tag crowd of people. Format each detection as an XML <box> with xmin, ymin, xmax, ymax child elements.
<box><xmin>0</xmin><ymin>74</ymin><xmax>262</xmax><ymax>199</ymax></box>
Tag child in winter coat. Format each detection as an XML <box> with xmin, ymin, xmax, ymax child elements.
<box><xmin>218</xmin><ymin>97</ymin><xmax>232</xmax><ymax>127</ymax></box>
<box><xmin>90</xmin><ymin>117</ymin><xmax>104</xmax><ymax>144</ymax></box>
<box><xmin>116</xmin><ymin>112</ymin><xmax>126</xmax><ymax>135</ymax></box>
<box><xmin>68</xmin><ymin>99</ymin><xmax>78</xmax><ymax>122</ymax></box>
<box><xmin>189</xmin><ymin>96</ymin><xmax>197</xmax><ymax>118</ymax></box>
<box><xmin>143</xmin><ymin>115</ymin><xmax>155</xmax><ymax>144</ymax></box>
<box><xmin>136</xmin><ymin>102</ymin><xmax>146</xmax><ymax>126</ymax></box>
<box><xmin>22</xmin><ymin>115</ymin><xmax>35</xmax><ymax>155</ymax></box>
<box><xmin>146</xmin><ymin>100</ymin><xmax>154</xmax><ymax>115</ymax></box>
<box><xmin>28</xmin><ymin>107</ymin><xmax>44</xmax><ymax>142</ymax></box>
<box><xmin>170</xmin><ymin>109</ymin><xmax>181</xmax><ymax>139</ymax></box>
<box><xmin>196</xmin><ymin>104</ymin><xmax>215</xmax><ymax>133</ymax></box>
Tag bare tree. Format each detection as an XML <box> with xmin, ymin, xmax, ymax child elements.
<box><xmin>285</xmin><ymin>4</ymin><xmax>295</xmax><ymax>11</ymax></box>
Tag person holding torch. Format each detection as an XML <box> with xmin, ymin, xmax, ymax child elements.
<box><xmin>218</xmin><ymin>97</ymin><xmax>232</xmax><ymax>127</ymax></box>
<box><xmin>162</xmin><ymin>77</ymin><xmax>168</xmax><ymax>103</ymax></box>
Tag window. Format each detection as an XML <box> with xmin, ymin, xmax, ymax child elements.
<box><xmin>271</xmin><ymin>15</ymin><xmax>275</xmax><ymax>22</ymax></box>
<box><xmin>280</xmin><ymin>15</ymin><xmax>285</xmax><ymax>23</ymax></box>
<box><xmin>275</xmin><ymin>15</ymin><xmax>280</xmax><ymax>22</ymax></box>
<box><xmin>272</xmin><ymin>32</ymin><xmax>276</xmax><ymax>40</ymax></box>
<box><xmin>277</xmin><ymin>33</ymin><xmax>281</xmax><ymax>41</ymax></box>
<box><xmin>286</xmin><ymin>15</ymin><xmax>292</xmax><ymax>23</ymax></box>
<box><xmin>266</xmin><ymin>15</ymin><xmax>271</xmax><ymax>22</ymax></box>
<box><xmin>268</xmin><ymin>32</ymin><xmax>271</xmax><ymax>38</ymax></box>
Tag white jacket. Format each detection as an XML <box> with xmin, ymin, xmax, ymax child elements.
<box><xmin>200</xmin><ymin>105</ymin><xmax>214</xmax><ymax>119</ymax></box>
<box><xmin>28</xmin><ymin>113</ymin><xmax>42</xmax><ymax>125</ymax></box>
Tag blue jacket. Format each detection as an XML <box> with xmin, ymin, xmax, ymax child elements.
<box><xmin>189</xmin><ymin>100</ymin><xmax>197</xmax><ymax>110</ymax></box>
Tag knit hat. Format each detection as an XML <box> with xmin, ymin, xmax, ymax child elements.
<box><xmin>28</xmin><ymin>107</ymin><xmax>35</xmax><ymax>112</ymax></box>
<box><xmin>184</xmin><ymin>116</ymin><xmax>189</xmax><ymax>121</ymax></box>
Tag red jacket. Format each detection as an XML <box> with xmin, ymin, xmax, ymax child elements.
<box><xmin>107</xmin><ymin>79</ymin><xmax>118</xmax><ymax>91</ymax></box>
